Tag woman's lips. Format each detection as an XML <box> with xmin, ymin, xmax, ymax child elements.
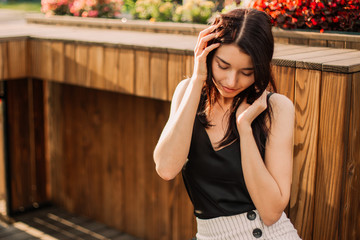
<box><xmin>222</xmin><ymin>86</ymin><xmax>238</xmax><ymax>93</ymax></box>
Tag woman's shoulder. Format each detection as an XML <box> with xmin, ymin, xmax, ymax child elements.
<box><xmin>268</xmin><ymin>92</ymin><xmax>295</xmax><ymax>117</ymax></box>
<box><xmin>172</xmin><ymin>78</ymin><xmax>191</xmax><ymax>101</ymax></box>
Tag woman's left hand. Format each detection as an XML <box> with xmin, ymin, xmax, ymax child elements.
<box><xmin>236</xmin><ymin>91</ymin><xmax>268</xmax><ymax>131</ymax></box>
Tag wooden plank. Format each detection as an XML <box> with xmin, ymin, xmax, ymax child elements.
<box><xmin>51</xmin><ymin>41</ymin><xmax>65</xmax><ymax>82</ymax></box>
<box><xmin>101</xmin><ymin>90</ymin><xmax>125</xmax><ymax>229</ymax></box>
<box><xmin>322</xmin><ymin>57</ymin><xmax>360</xmax><ymax>73</ymax></box>
<box><xmin>327</xmin><ymin>40</ymin><xmax>345</xmax><ymax>49</ymax></box>
<box><xmin>150</xmin><ymin>52</ymin><xmax>168</xmax><ymax>100</ymax></box>
<box><xmin>0</xmin><ymin>42</ymin><xmax>7</xmax><ymax>80</ymax></box>
<box><xmin>289</xmin><ymin>38</ymin><xmax>309</xmax><ymax>46</ymax></box>
<box><xmin>135</xmin><ymin>50</ymin><xmax>150</xmax><ymax>97</ymax></box>
<box><xmin>103</xmin><ymin>46</ymin><xmax>119</xmax><ymax>91</ymax></box>
<box><xmin>64</xmin><ymin>43</ymin><xmax>77</xmax><ymax>85</ymax></box>
<box><xmin>75</xmin><ymin>44</ymin><xmax>89</xmax><ymax>87</ymax></box>
<box><xmin>274</xmin><ymin>46</ymin><xmax>325</xmax><ymax>58</ymax></box>
<box><xmin>29</xmin><ymin>40</ymin><xmax>41</xmax><ymax>79</ymax></box>
<box><xmin>29</xmin><ymin>40</ymin><xmax>53</xmax><ymax>80</ymax></box>
<box><xmin>40</xmin><ymin>41</ymin><xmax>53</xmax><ymax>80</ymax></box>
<box><xmin>6</xmin><ymin>80</ymin><xmax>32</xmax><ymax>212</ymax></box>
<box><xmin>346</xmin><ymin>42</ymin><xmax>360</xmax><ymax>50</ymax></box>
<box><xmin>45</xmin><ymin>82</ymin><xmax>64</xmax><ymax>207</ymax></box>
<box><xmin>8</xmin><ymin>40</ymin><xmax>27</xmax><ymax>79</ymax></box>
<box><xmin>340</xmin><ymin>72</ymin><xmax>360</xmax><ymax>240</ymax></box>
<box><xmin>122</xmin><ymin>94</ymin><xmax>137</xmax><ymax>236</ymax></box>
<box><xmin>0</xmin><ymin>97</ymin><xmax>5</xmax><ymax>207</ymax></box>
<box><xmin>31</xmin><ymin>79</ymin><xmax>48</xmax><ymax>204</ymax></box>
<box><xmin>274</xmin><ymin>37</ymin><xmax>289</xmax><ymax>44</ymax></box>
<box><xmin>168</xmin><ymin>53</ymin><xmax>186</xmax><ymax>100</ymax></box>
<box><xmin>308</xmin><ymin>39</ymin><xmax>327</xmax><ymax>47</ymax></box>
<box><xmin>172</xmin><ymin>176</ymin><xmax>196</xmax><ymax>240</ymax></box>
<box><xmin>133</xmin><ymin>97</ymin><xmax>147</xmax><ymax>238</ymax></box>
<box><xmin>313</xmin><ymin>72</ymin><xmax>351</xmax><ymax>240</ymax></box>
<box><xmin>290</xmin><ymin>69</ymin><xmax>321</xmax><ymax>240</ymax></box>
<box><xmin>118</xmin><ymin>48</ymin><xmax>135</xmax><ymax>94</ymax></box>
<box><xmin>185</xmin><ymin>54</ymin><xmax>194</xmax><ymax>79</ymax></box>
<box><xmin>296</xmin><ymin>50</ymin><xmax>359</xmax><ymax>71</ymax></box>
<box><xmin>271</xmin><ymin>65</ymin><xmax>295</xmax><ymax>101</ymax></box>
<box><xmin>88</xmin><ymin>45</ymin><xmax>104</xmax><ymax>89</ymax></box>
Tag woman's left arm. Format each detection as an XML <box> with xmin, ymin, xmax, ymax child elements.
<box><xmin>237</xmin><ymin>92</ymin><xmax>295</xmax><ymax>226</ymax></box>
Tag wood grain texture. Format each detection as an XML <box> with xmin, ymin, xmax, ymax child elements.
<box><xmin>271</xmin><ymin>65</ymin><xmax>295</xmax><ymax>101</ymax></box>
<box><xmin>103</xmin><ymin>46</ymin><xmax>119</xmax><ymax>91</ymax></box>
<box><xmin>51</xmin><ymin>41</ymin><xmax>65</xmax><ymax>82</ymax></box>
<box><xmin>274</xmin><ymin>37</ymin><xmax>289</xmax><ymax>44</ymax></box>
<box><xmin>39</xmin><ymin>41</ymin><xmax>53</xmax><ymax>80</ymax></box>
<box><xmin>327</xmin><ymin>40</ymin><xmax>345</xmax><ymax>49</ymax></box>
<box><xmin>8</xmin><ymin>40</ymin><xmax>27</xmax><ymax>79</ymax></box>
<box><xmin>150</xmin><ymin>52</ymin><xmax>168</xmax><ymax>100</ymax></box>
<box><xmin>29</xmin><ymin>40</ymin><xmax>41</xmax><ymax>79</ymax></box>
<box><xmin>289</xmin><ymin>38</ymin><xmax>309</xmax><ymax>46</ymax></box>
<box><xmin>75</xmin><ymin>44</ymin><xmax>89</xmax><ymax>87</ymax></box>
<box><xmin>0</xmin><ymin>42</ymin><xmax>8</xmax><ymax>80</ymax></box>
<box><xmin>64</xmin><ymin>43</ymin><xmax>77</xmax><ymax>85</ymax></box>
<box><xmin>0</xmin><ymin>97</ymin><xmax>5</xmax><ymax>201</ymax></box>
<box><xmin>7</xmin><ymin>79</ymin><xmax>32</xmax><ymax>212</ymax></box>
<box><xmin>45</xmin><ymin>82</ymin><xmax>63</xmax><ymax>206</ymax></box>
<box><xmin>31</xmin><ymin>80</ymin><xmax>48</xmax><ymax>204</ymax></box>
<box><xmin>29</xmin><ymin>40</ymin><xmax>53</xmax><ymax>80</ymax></box>
<box><xmin>47</xmin><ymin>83</ymin><xmax>196</xmax><ymax>240</ymax></box>
<box><xmin>185</xmin><ymin>54</ymin><xmax>194</xmax><ymax>78</ymax></box>
<box><xmin>88</xmin><ymin>45</ymin><xmax>104</xmax><ymax>89</ymax></box>
<box><xmin>313</xmin><ymin>72</ymin><xmax>351</xmax><ymax>240</ymax></box>
<box><xmin>135</xmin><ymin>50</ymin><xmax>150</xmax><ymax>97</ymax></box>
<box><xmin>340</xmin><ymin>72</ymin><xmax>360</xmax><ymax>240</ymax></box>
<box><xmin>346</xmin><ymin>42</ymin><xmax>360</xmax><ymax>50</ymax></box>
<box><xmin>118</xmin><ymin>48</ymin><xmax>135</xmax><ymax>94</ymax></box>
<box><xmin>290</xmin><ymin>69</ymin><xmax>321</xmax><ymax>240</ymax></box>
<box><xmin>6</xmin><ymin>79</ymin><xmax>48</xmax><ymax>212</ymax></box>
<box><xmin>168</xmin><ymin>54</ymin><xmax>186</xmax><ymax>101</ymax></box>
<box><xmin>308</xmin><ymin>39</ymin><xmax>327</xmax><ymax>47</ymax></box>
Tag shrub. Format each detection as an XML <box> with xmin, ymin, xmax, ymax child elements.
<box><xmin>41</xmin><ymin>0</ymin><xmax>123</xmax><ymax>18</ymax></box>
<box><xmin>250</xmin><ymin>0</ymin><xmax>360</xmax><ymax>32</ymax></box>
<box><xmin>174</xmin><ymin>0</ymin><xmax>215</xmax><ymax>24</ymax></box>
<box><xmin>133</xmin><ymin>0</ymin><xmax>175</xmax><ymax>21</ymax></box>
<box><xmin>133</xmin><ymin>0</ymin><xmax>215</xmax><ymax>24</ymax></box>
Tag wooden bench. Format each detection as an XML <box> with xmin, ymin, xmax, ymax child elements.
<box><xmin>1</xmin><ymin>22</ymin><xmax>359</xmax><ymax>240</ymax></box>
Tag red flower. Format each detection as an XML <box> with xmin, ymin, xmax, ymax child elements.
<box><xmin>311</xmin><ymin>18</ymin><xmax>318</xmax><ymax>25</ymax></box>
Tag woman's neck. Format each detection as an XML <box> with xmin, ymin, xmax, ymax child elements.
<box><xmin>217</xmin><ymin>95</ymin><xmax>233</xmax><ymax>109</ymax></box>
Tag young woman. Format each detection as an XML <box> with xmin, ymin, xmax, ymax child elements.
<box><xmin>153</xmin><ymin>8</ymin><xmax>301</xmax><ymax>240</ymax></box>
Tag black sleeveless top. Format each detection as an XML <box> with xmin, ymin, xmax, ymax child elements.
<box><xmin>182</xmin><ymin>93</ymin><xmax>273</xmax><ymax>219</ymax></box>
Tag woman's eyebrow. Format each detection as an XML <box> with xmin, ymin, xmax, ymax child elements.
<box><xmin>215</xmin><ymin>56</ymin><xmax>254</xmax><ymax>70</ymax></box>
<box><xmin>216</xmin><ymin>56</ymin><xmax>230</xmax><ymax>65</ymax></box>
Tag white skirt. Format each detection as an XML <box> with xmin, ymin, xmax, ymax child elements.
<box><xmin>196</xmin><ymin>210</ymin><xmax>301</xmax><ymax>240</ymax></box>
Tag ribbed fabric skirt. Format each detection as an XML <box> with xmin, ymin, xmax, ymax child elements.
<box><xmin>196</xmin><ymin>210</ymin><xmax>301</xmax><ymax>240</ymax></box>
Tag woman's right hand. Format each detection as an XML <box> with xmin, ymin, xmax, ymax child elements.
<box><xmin>192</xmin><ymin>25</ymin><xmax>221</xmax><ymax>82</ymax></box>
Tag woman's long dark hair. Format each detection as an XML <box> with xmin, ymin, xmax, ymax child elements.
<box><xmin>198</xmin><ymin>8</ymin><xmax>277</xmax><ymax>159</ymax></box>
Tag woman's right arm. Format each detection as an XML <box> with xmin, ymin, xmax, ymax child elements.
<box><xmin>153</xmin><ymin>25</ymin><xmax>220</xmax><ymax>181</ymax></box>
<box><xmin>153</xmin><ymin>77</ymin><xmax>203</xmax><ymax>181</ymax></box>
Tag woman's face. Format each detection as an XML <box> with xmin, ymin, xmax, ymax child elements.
<box><xmin>211</xmin><ymin>44</ymin><xmax>255</xmax><ymax>100</ymax></box>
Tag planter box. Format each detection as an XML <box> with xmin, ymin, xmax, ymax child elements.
<box><xmin>273</xmin><ymin>28</ymin><xmax>360</xmax><ymax>50</ymax></box>
<box><xmin>26</xmin><ymin>13</ymin><xmax>360</xmax><ymax>50</ymax></box>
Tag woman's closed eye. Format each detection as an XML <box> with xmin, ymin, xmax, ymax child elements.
<box><xmin>217</xmin><ymin>63</ymin><xmax>229</xmax><ymax>70</ymax></box>
<box><xmin>242</xmin><ymin>72</ymin><xmax>253</xmax><ymax>77</ymax></box>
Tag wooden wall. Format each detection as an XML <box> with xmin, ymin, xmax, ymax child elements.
<box><xmin>5</xmin><ymin>79</ymin><xmax>49</xmax><ymax>212</ymax></box>
<box><xmin>1</xmin><ymin>37</ymin><xmax>359</xmax><ymax>240</ymax></box>
<box><xmin>46</xmin><ymin>83</ymin><xmax>196</xmax><ymax>240</ymax></box>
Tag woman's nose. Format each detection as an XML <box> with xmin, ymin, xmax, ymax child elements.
<box><xmin>226</xmin><ymin>72</ymin><xmax>237</xmax><ymax>88</ymax></box>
